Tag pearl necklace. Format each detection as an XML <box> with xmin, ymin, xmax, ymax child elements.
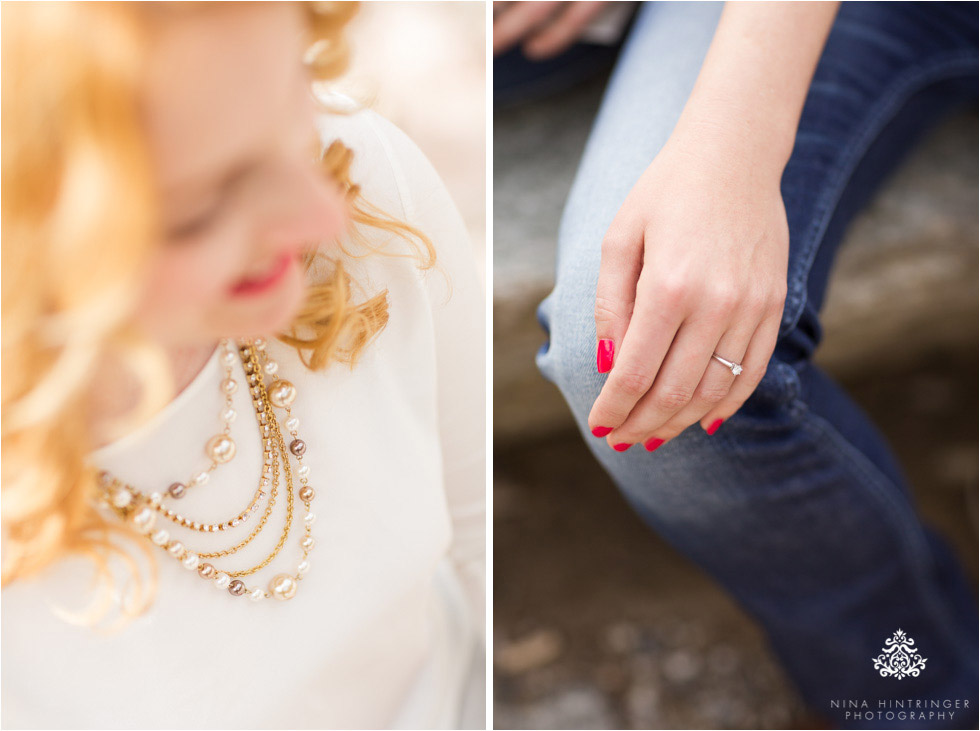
<box><xmin>96</xmin><ymin>338</ymin><xmax>314</xmax><ymax>602</ymax></box>
<box><xmin>164</xmin><ymin>339</ymin><xmax>241</xmax><ymax>500</ymax></box>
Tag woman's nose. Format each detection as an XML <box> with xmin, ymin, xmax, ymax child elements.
<box><xmin>256</xmin><ymin>154</ymin><xmax>348</xmax><ymax>255</ymax></box>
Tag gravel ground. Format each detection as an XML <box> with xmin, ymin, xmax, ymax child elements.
<box><xmin>493</xmin><ymin>345</ymin><xmax>978</xmax><ymax>730</ymax></box>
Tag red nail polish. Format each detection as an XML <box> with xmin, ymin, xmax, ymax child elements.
<box><xmin>597</xmin><ymin>339</ymin><xmax>614</xmax><ymax>373</ymax></box>
<box><xmin>707</xmin><ymin>418</ymin><xmax>724</xmax><ymax>435</ymax></box>
<box><xmin>613</xmin><ymin>442</ymin><xmax>632</xmax><ymax>452</ymax></box>
<box><xmin>591</xmin><ymin>426</ymin><xmax>613</xmax><ymax>437</ymax></box>
<box><xmin>644</xmin><ymin>437</ymin><xmax>665</xmax><ymax>452</ymax></box>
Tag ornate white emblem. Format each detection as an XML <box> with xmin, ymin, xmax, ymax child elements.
<box><xmin>873</xmin><ymin>629</ymin><xmax>927</xmax><ymax>679</ymax></box>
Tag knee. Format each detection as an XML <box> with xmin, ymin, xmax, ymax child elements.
<box><xmin>534</xmin><ymin>280</ymin><xmax>603</xmax><ymax>421</ymax></box>
<box><xmin>534</xmin><ymin>202</ymin><xmax>612</xmax><ymax>421</ymax></box>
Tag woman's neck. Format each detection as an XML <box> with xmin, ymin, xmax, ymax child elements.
<box><xmin>88</xmin><ymin>340</ymin><xmax>220</xmax><ymax>451</ymax></box>
<box><xmin>169</xmin><ymin>341</ymin><xmax>222</xmax><ymax>394</ymax></box>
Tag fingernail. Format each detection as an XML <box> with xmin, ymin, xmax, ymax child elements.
<box><xmin>644</xmin><ymin>437</ymin><xmax>665</xmax><ymax>452</ymax></box>
<box><xmin>613</xmin><ymin>442</ymin><xmax>632</xmax><ymax>452</ymax></box>
<box><xmin>591</xmin><ymin>426</ymin><xmax>613</xmax><ymax>437</ymax></box>
<box><xmin>707</xmin><ymin>418</ymin><xmax>724</xmax><ymax>435</ymax></box>
<box><xmin>597</xmin><ymin>339</ymin><xmax>614</xmax><ymax>373</ymax></box>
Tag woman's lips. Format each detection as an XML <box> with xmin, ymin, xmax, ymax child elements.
<box><xmin>229</xmin><ymin>253</ymin><xmax>294</xmax><ymax>297</ymax></box>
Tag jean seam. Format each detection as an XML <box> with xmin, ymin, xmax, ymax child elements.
<box><xmin>780</xmin><ymin>50</ymin><xmax>979</xmax><ymax>339</ymax></box>
<box><xmin>789</xmin><ymin>393</ymin><xmax>975</xmax><ymax>672</ymax></box>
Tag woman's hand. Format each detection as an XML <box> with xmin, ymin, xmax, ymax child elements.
<box><xmin>492</xmin><ymin>1</ymin><xmax>608</xmax><ymax>59</ymax></box>
<box><xmin>588</xmin><ymin>119</ymin><xmax>789</xmax><ymax>452</ymax></box>
<box><xmin>586</xmin><ymin>1</ymin><xmax>840</xmax><ymax>452</ymax></box>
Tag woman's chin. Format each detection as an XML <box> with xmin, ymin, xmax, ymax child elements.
<box><xmin>224</xmin><ymin>258</ymin><xmax>308</xmax><ymax>340</ymax></box>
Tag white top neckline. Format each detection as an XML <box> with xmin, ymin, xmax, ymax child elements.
<box><xmin>88</xmin><ymin>342</ymin><xmax>223</xmax><ymax>463</ymax></box>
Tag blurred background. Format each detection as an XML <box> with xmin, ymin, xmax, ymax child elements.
<box><xmin>334</xmin><ymin>1</ymin><xmax>486</xmax><ymax>286</ymax></box>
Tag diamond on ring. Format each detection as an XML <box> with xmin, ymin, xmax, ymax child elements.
<box><xmin>711</xmin><ymin>353</ymin><xmax>743</xmax><ymax>376</ymax></box>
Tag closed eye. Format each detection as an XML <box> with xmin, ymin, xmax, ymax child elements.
<box><xmin>166</xmin><ymin>203</ymin><xmax>223</xmax><ymax>241</ymax></box>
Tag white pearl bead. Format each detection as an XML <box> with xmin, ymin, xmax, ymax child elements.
<box><xmin>222</xmin><ymin>407</ymin><xmax>237</xmax><ymax>423</ymax></box>
<box><xmin>148</xmin><ymin>492</ymin><xmax>163</xmax><ymax>507</ymax></box>
<box><xmin>298</xmin><ymin>465</ymin><xmax>310</xmax><ymax>478</ymax></box>
<box><xmin>182</xmin><ymin>553</ymin><xmax>200</xmax><ymax>570</ymax></box>
<box><xmin>111</xmin><ymin>488</ymin><xmax>132</xmax><ymax>509</ymax></box>
<box><xmin>192</xmin><ymin>471</ymin><xmax>210</xmax><ymax>486</ymax></box>
<box><xmin>300</xmin><ymin>535</ymin><xmax>315</xmax><ymax>550</ymax></box>
<box><xmin>214</xmin><ymin>573</ymin><xmax>231</xmax><ymax>589</ymax></box>
<box><xmin>131</xmin><ymin>507</ymin><xmax>155</xmax><ymax>533</ymax></box>
<box><xmin>267</xmin><ymin>380</ymin><xmax>296</xmax><ymax>408</ymax></box>
<box><xmin>297</xmin><ymin>560</ymin><xmax>310</xmax><ymax>575</ymax></box>
<box><xmin>303</xmin><ymin>512</ymin><xmax>316</xmax><ymax>526</ymax></box>
<box><xmin>263</xmin><ymin>361</ymin><xmax>278</xmax><ymax>375</ymax></box>
<box><xmin>222</xmin><ymin>350</ymin><xmax>237</xmax><ymax>367</ymax></box>
<box><xmin>151</xmin><ymin>529</ymin><xmax>170</xmax><ymax>546</ymax></box>
<box><xmin>286</xmin><ymin>417</ymin><xmax>300</xmax><ymax>432</ymax></box>
<box><xmin>167</xmin><ymin>541</ymin><xmax>185</xmax><ymax>558</ymax></box>
<box><xmin>221</xmin><ymin>378</ymin><xmax>238</xmax><ymax>395</ymax></box>
<box><xmin>269</xmin><ymin>574</ymin><xmax>297</xmax><ymax>600</ymax></box>
<box><xmin>249</xmin><ymin>588</ymin><xmax>265</xmax><ymax>601</ymax></box>
<box><xmin>206</xmin><ymin>434</ymin><xmax>236</xmax><ymax>464</ymax></box>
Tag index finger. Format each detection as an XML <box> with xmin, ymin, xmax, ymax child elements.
<box><xmin>588</xmin><ymin>266</ymin><xmax>684</xmax><ymax>434</ymax></box>
<box><xmin>593</xmin><ymin>215</ymin><xmax>643</xmax><ymax>377</ymax></box>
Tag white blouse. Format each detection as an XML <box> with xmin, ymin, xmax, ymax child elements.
<box><xmin>1</xmin><ymin>105</ymin><xmax>486</xmax><ymax>730</ymax></box>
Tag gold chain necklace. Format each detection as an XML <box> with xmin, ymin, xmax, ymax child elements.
<box><xmin>96</xmin><ymin>338</ymin><xmax>315</xmax><ymax>601</ymax></box>
<box><xmin>104</xmin><ymin>342</ymin><xmax>278</xmax><ymax>541</ymax></box>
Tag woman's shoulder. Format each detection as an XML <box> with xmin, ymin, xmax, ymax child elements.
<box><xmin>310</xmin><ymin>90</ymin><xmax>480</xmax><ymax>306</ymax></box>
<box><xmin>312</xmin><ymin>91</ymin><xmax>453</xmax><ymax>231</ymax></box>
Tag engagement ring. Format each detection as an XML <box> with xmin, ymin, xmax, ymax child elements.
<box><xmin>711</xmin><ymin>353</ymin><xmax>743</xmax><ymax>376</ymax></box>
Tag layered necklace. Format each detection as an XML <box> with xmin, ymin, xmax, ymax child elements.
<box><xmin>96</xmin><ymin>337</ymin><xmax>315</xmax><ymax>602</ymax></box>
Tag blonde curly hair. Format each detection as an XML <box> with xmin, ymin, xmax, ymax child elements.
<box><xmin>1</xmin><ymin>1</ymin><xmax>434</xmax><ymax>629</ymax></box>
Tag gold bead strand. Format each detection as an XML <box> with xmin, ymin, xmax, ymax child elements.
<box><xmin>260</xmin><ymin>343</ymin><xmax>315</xmax><ymax>525</ymax></box>
<box><xmin>194</xmin><ymin>444</ymin><xmax>280</xmax><ymax>559</ymax></box>
<box><xmin>110</xmin><ymin>350</ymin><xmax>277</xmax><ymax>534</ymax></box>
<box><xmin>94</xmin><ymin>338</ymin><xmax>314</xmax><ymax>603</ymax></box>
<box><xmin>107</xmin><ymin>342</ymin><xmax>295</xmax><ymax>600</ymax></box>
<box><xmin>215</xmin><ymin>342</ymin><xmax>296</xmax><ymax>589</ymax></box>
<box><xmin>255</xmin><ymin>340</ymin><xmax>315</xmax><ymax>592</ymax></box>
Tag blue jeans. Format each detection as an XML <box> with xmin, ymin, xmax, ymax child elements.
<box><xmin>532</xmin><ymin>2</ymin><xmax>979</xmax><ymax>728</ymax></box>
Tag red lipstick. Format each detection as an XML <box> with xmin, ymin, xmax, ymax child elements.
<box><xmin>229</xmin><ymin>253</ymin><xmax>293</xmax><ymax>297</ymax></box>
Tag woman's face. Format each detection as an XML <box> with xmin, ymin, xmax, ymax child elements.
<box><xmin>137</xmin><ymin>3</ymin><xmax>346</xmax><ymax>348</ymax></box>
